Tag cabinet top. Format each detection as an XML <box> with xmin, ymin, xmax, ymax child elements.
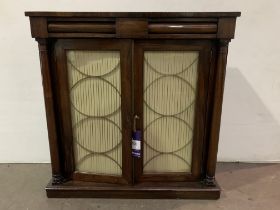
<box><xmin>25</xmin><ymin>11</ymin><xmax>241</xmax><ymax>18</ymax></box>
<box><xmin>26</xmin><ymin>12</ymin><xmax>240</xmax><ymax>40</ymax></box>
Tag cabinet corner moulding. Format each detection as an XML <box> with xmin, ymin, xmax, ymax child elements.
<box><xmin>25</xmin><ymin>11</ymin><xmax>241</xmax><ymax>199</ymax></box>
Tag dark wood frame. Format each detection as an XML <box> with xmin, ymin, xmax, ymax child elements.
<box><xmin>53</xmin><ymin>39</ymin><xmax>133</xmax><ymax>185</ymax></box>
<box><xmin>26</xmin><ymin>12</ymin><xmax>241</xmax><ymax>199</ymax></box>
<box><xmin>133</xmin><ymin>40</ymin><xmax>213</xmax><ymax>183</ymax></box>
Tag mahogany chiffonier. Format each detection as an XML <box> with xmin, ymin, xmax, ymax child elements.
<box><xmin>25</xmin><ymin>12</ymin><xmax>240</xmax><ymax>199</ymax></box>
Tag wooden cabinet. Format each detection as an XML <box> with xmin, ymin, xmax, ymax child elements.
<box><xmin>25</xmin><ymin>12</ymin><xmax>240</xmax><ymax>199</ymax></box>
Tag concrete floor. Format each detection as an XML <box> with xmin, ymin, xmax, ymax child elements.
<box><xmin>0</xmin><ymin>163</ymin><xmax>279</xmax><ymax>210</ymax></box>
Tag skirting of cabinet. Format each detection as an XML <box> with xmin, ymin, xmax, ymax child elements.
<box><xmin>46</xmin><ymin>180</ymin><xmax>221</xmax><ymax>199</ymax></box>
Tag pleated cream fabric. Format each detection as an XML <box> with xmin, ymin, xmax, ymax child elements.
<box><xmin>67</xmin><ymin>51</ymin><xmax>122</xmax><ymax>176</ymax></box>
<box><xmin>143</xmin><ymin>51</ymin><xmax>199</xmax><ymax>173</ymax></box>
<box><xmin>66</xmin><ymin>50</ymin><xmax>198</xmax><ymax>175</ymax></box>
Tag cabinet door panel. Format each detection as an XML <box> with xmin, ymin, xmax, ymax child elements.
<box><xmin>134</xmin><ymin>40</ymin><xmax>212</xmax><ymax>182</ymax></box>
<box><xmin>67</xmin><ymin>50</ymin><xmax>122</xmax><ymax>176</ymax></box>
<box><xmin>54</xmin><ymin>39</ymin><xmax>132</xmax><ymax>184</ymax></box>
<box><xmin>143</xmin><ymin>51</ymin><xmax>198</xmax><ymax>174</ymax></box>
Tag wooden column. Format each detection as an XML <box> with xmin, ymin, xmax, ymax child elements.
<box><xmin>37</xmin><ymin>38</ymin><xmax>65</xmax><ymax>185</ymax></box>
<box><xmin>205</xmin><ymin>39</ymin><xmax>229</xmax><ymax>186</ymax></box>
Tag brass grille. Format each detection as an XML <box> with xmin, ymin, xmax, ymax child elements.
<box><xmin>143</xmin><ymin>51</ymin><xmax>199</xmax><ymax>173</ymax></box>
<box><xmin>67</xmin><ymin>51</ymin><xmax>122</xmax><ymax>176</ymax></box>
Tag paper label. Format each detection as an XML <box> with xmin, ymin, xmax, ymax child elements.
<box><xmin>132</xmin><ymin>139</ymin><xmax>141</xmax><ymax>150</ymax></box>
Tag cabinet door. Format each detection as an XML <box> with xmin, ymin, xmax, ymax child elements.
<box><xmin>54</xmin><ymin>39</ymin><xmax>132</xmax><ymax>184</ymax></box>
<box><xmin>134</xmin><ymin>40</ymin><xmax>212</xmax><ymax>182</ymax></box>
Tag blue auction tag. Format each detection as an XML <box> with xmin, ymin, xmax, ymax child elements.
<box><xmin>132</xmin><ymin>130</ymin><xmax>141</xmax><ymax>158</ymax></box>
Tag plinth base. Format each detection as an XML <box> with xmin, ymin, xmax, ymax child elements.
<box><xmin>46</xmin><ymin>180</ymin><xmax>221</xmax><ymax>199</ymax></box>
